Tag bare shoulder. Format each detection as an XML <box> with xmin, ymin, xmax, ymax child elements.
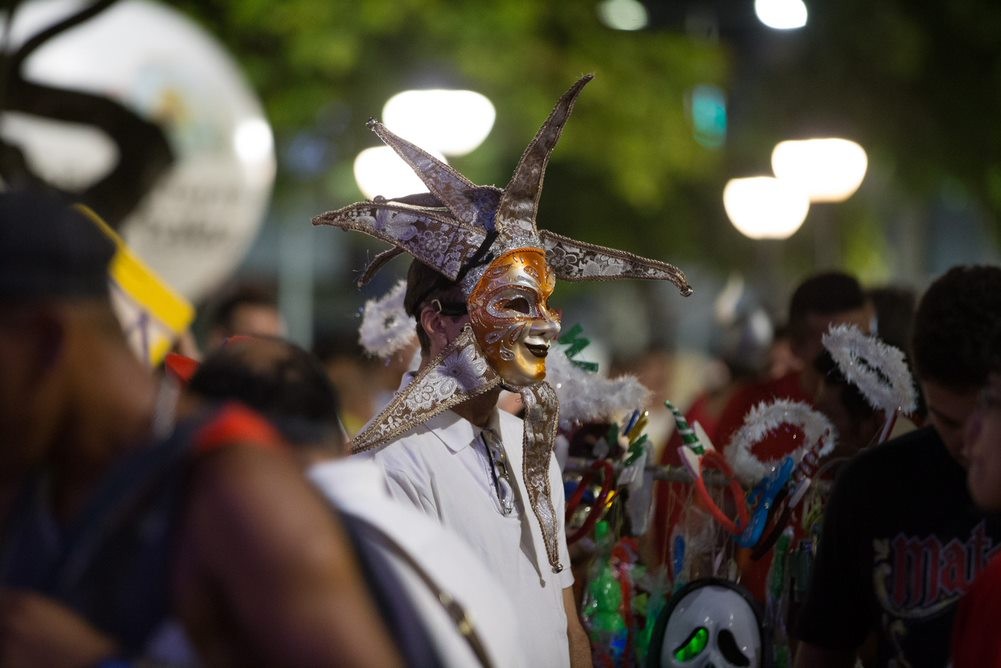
<box><xmin>182</xmin><ymin>443</ymin><xmax>348</xmax><ymax>568</ymax></box>
<box><xmin>174</xmin><ymin>442</ymin><xmax>402</xmax><ymax>666</ymax></box>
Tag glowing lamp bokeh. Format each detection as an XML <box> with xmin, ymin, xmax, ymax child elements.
<box><xmin>382</xmin><ymin>89</ymin><xmax>495</xmax><ymax>157</ymax></box>
<box><xmin>353</xmin><ymin>145</ymin><xmax>450</xmax><ymax>199</ymax></box>
<box><xmin>596</xmin><ymin>0</ymin><xmax>649</xmax><ymax>31</ymax></box>
<box><xmin>723</xmin><ymin>176</ymin><xmax>810</xmax><ymax>240</ymax></box>
<box><xmin>771</xmin><ymin>138</ymin><xmax>868</xmax><ymax>203</ymax></box>
<box><xmin>754</xmin><ymin>0</ymin><xmax>808</xmax><ymax>30</ymax></box>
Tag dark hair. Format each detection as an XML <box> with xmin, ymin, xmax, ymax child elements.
<box><xmin>188</xmin><ymin>336</ymin><xmax>344</xmax><ymax>449</ymax></box>
<box><xmin>987</xmin><ymin>324</ymin><xmax>1001</xmax><ymax>377</ymax></box>
<box><xmin>208</xmin><ymin>283</ymin><xmax>279</xmax><ymax>334</ymax></box>
<box><xmin>404</xmin><ymin>259</ymin><xmax>466</xmax><ymax>353</ymax></box>
<box><xmin>867</xmin><ymin>285</ymin><xmax>917</xmax><ymax>355</ymax></box>
<box><xmin>788</xmin><ymin>271</ymin><xmax>866</xmax><ymax>341</ymax></box>
<box><xmin>912</xmin><ymin>265</ymin><xmax>1001</xmax><ymax>390</ymax></box>
<box><xmin>814</xmin><ymin>349</ymin><xmax>876</xmax><ymax>422</ymax></box>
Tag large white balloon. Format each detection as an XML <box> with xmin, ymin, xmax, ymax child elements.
<box><xmin>0</xmin><ymin>0</ymin><xmax>275</xmax><ymax>301</ymax></box>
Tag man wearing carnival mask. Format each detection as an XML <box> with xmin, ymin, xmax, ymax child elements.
<box><xmin>313</xmin><ymin>75</ymin><xmax>692</xmax><ymax>667</ymax></box>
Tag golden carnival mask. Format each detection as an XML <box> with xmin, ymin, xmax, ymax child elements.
<box><xmin>468</xmin><ymin>248</ymin><xmax>561</xmax><ymax>387</ymax></box>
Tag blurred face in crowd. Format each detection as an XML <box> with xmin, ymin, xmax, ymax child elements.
<box><xmin>964</xmin><ymin>373</ymin><xmax>1001</xmax><ymax>510</ymax></box>
<box><xmin>208</xmin><ymin>303</ymin><xmax>286</xmax><ymax>351</ymax></box>
<box><xmin>924</xmin><ymin>380</ymin><xmax>979</xmax><ymax>467</ymax></box>
<box><xmin>229</xmin><ymin>303</ymin><xmax>286</xmax><ymax>339</ymax></box>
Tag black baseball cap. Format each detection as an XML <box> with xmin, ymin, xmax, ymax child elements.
<box><xmin>0</xmin><ymin>188</ymin><xmax>116</xmax><ymax>300</ymax></box>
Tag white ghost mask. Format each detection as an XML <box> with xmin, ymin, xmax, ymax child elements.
<box><xmin>654</xmin><ymin>579</ymin><xmax>764</xmax><ymax>668</ymax></box>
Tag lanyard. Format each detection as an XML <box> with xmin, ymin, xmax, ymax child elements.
<box><xmin>481</xmin><ymin>431</ymin><xmax>514</xmax><ymax>516</ymax></box>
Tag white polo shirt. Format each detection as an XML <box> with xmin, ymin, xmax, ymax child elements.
<box><xmin>366</xmin><ymin>408</ymin><xmax>575</xmax><ymax>668</ymax></box>
<box><xmin>308</xmin><ymin>457</ymin><xmax>525</xmax><ymax>668</ymax></box>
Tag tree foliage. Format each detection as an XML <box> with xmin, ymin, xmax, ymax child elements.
<box><xmin>169</xmin><ymin>0</ymin><xmax>1001</xmax><ymax>279</ymax></box>
<box><xmin>169</xmin><ymin>0</ymin><xmax>729</xmax><ymax>264</ymax></box>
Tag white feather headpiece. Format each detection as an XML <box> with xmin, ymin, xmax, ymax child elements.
<box><xmin>822</xmin><ymin>323</ymin><xmax>917</xmax><ymax>414</ymax></box>
<box><xmin>358</xmin><ymin>279</ymin><xmax>414</xmax><ymax>360</ymax></box>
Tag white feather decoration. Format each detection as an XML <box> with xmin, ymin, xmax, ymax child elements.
<box><xmin>822</xmin><ymin>323</ymin><xmax>917</xmax><ymax>414</ymax></box>
<box><xmin>545</xmin><ymin>345</ymin><xmax>651</xmax><ymax>428</ymax></box>
<box><xmin>358</xmin><ymin>280</ymin><xmax>416</xmax><ymax>360</ymax></box>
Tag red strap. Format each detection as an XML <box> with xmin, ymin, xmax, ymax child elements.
<box><xmin>693</xmin><ymin>449</ymin><xmax>750</xmax><ymax>535</ymax></box>
<box><xmin>194</xmin><ymin>403</ymin><xmax>286</xmax><ymax>455</ymax></box>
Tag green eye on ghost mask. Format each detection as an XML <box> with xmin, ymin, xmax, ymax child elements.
<box><xmin>673</xmin><ymin>627</ymin><xmax>709</xmax><ymax>662</ymax></box>
<box><xmin>652</xmin><ymin>578</ymin><xmax>763</xmax><ymax>668</ymax></box>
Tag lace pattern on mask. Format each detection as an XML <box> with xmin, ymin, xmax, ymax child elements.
<box><xmin>350</xmin><ymin>327</ymin><xmax>501</xmax><ymax>453</ymax></box>
<box><xmin>539</xmin><ymin>229</ymin><xmax>693</xmax><ymax>296</ymax></box>
<box><xmin>313</xmin><ymin>202</ymin><xmax>487</xmax><ymax>281</ymax></box>
<box><xmin>519</xmin><ymin>381</ymin><xmax>564</xmax><ymax>573</ymax></box>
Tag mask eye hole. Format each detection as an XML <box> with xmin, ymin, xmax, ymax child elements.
<box><xmin>504</xmin><ymin>297</ymin><xmax>531</xmax><ymax>314</ymax></box>
<box><xmin>718</xmin><ymin>629</ymin><xmax>751</xmax><ymax>666</ymax></box>
<box><xmin>672</xmin><ymin>626</ymin><xmax>708</xmax><ymax>662</ymax></box>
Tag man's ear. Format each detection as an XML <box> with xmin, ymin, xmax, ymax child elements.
<box><xmin>419</xmin><ymin>305</ymin><xmax>448</xmax><ymax>351</ymax></box>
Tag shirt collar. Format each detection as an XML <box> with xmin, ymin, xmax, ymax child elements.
<box><xmin>423</xmin><ymin>408</ymin><xmax>503</xmax><ymax>454</ymax></box>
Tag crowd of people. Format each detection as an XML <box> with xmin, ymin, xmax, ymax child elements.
<box><xmin>2</xmin><ymin>76</ymin><xmax>1001</xmax><ymax>668</ymax></box>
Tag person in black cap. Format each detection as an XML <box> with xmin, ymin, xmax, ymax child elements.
<box><xmin>0</xmin><ymin>188</ymin><xmax>401</xmax><ymax>666</ymax></box>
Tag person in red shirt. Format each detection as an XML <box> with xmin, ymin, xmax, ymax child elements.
<box><xmin>952</xmin><ymin>334</ymin><xmax>1001</xmax><ymax>668</ymax></box>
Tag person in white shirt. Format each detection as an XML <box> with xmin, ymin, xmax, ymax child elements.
<box><xmin>313</xmin><ymin>74</ymin><xmax>693</xmax><ymax>668</ymax></box>
<box><xmin>369</xmin><ymin>255</ymin><xmax>582</xmax><ymax>667</ymax></box>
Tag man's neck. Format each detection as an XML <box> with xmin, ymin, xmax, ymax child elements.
<box><xmin>452</xmin><ymin>388</ymin><xmax>502</xmax><ymax>429</ymax></box>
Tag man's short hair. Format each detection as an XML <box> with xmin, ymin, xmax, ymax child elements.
<box><xmin>866</xmin><ymin>285</ymin><xmax>917</xmax><ymax>355</ymax></box>
<box><xmin>188</xmin><ymin>336</ymin><xmax>344</xmax><ymax>450</ymax></box>
<box><xmin>788</xmin><ymin>271</ymin><xmax>866</xmax><ymax>329</ymax></box>
<box><xmin>404</xmin><ymin>259</ymin><xmax>466</xmax><ymax>353</ymax></box>
<box><xmin>912</xmin><ymin>265</ymin><xmax>1001</xmax><ymax>391</ymax></box>
<box><xmin>0</xmin><ymin>188</ymin><xmax>115</xmax><ymax>301</ymax></box>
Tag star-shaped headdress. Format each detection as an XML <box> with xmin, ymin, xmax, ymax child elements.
<box><xmin>313</xmin><ymin>74</ymin><xmax>693</xmax><ymax>298</ymax></box>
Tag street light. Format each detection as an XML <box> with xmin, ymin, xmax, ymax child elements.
<box><xmin>382</xmin><ymin>89</ymin><xmax>495</xmax><ymax>157</ymax></box>
<box><xmin>754</xmin><ymin>0</ymin><xmax>808</xmax><ymax>30</ymax></box>
<box><xmin>596</xmin><ymin>0</ymin><xmax>649</xmax><ymax>31</ymax></box>
<box><xmin>771</xmin><ymin>138</ymin><xmax>868</xmax><ymax>202</ymax></box>
<box><xmin>353</xmin><ymin>145</ymin><xmax>450</xmax><ymax>199</ymax></box>
<box><xmin>723</xmin><ymin>176</ymin><xmax>810</xmax><ymax>240</ymax></box>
